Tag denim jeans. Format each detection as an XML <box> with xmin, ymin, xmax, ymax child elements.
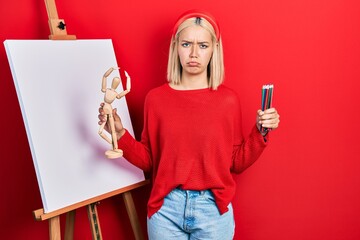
<box><xmin>147</xmin><ymin>188</ymin><xmax>235</xmax><ymax>240</ymax></box>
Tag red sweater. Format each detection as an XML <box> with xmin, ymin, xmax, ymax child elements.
<box><xmin>118</xmin><ymin>83</ymin><xmax>268</xmax><ymax>218</ymax></box>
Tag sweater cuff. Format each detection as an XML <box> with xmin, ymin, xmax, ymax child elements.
<box><xmin>252</xmin><ymin>124</ymin><xmax>269</xmax><ymax>145</ymax></box>
<box><xmin>117</xmin><ymin>129</ymin><xmax>135</xmax><ymax>151</ymax></box>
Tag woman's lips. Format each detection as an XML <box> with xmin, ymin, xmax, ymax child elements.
<box><xmin>187</xmin><ymin>61</ymin><xmax>200</xmax><ymax>67</ymax></box>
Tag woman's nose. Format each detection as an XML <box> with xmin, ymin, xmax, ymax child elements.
<box><xmin>189</xmin><ymin>45</ymin><xmax>198</xmax><ymax>58</ymax></box>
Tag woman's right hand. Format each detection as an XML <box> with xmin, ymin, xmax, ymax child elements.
<box><xmin>98</xmin><ymin>103</ymin><xmax>126</xmax><ymax>140</ymax></box>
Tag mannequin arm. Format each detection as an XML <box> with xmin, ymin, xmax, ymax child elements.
<box><xmin>102</xmin><ymin>67</ymin><xmax>119</xmax><ymax>92</ymax></box>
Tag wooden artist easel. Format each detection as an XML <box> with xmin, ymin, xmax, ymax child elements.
<box><xmin>33</xmin><ymin>1</ymin><xmax>149</xmax><ymax>239</ymax></box>
<box><xmin>33</xmin><ymin>181</ymin><xmax>149</xmax><ymax>240</ymax></box>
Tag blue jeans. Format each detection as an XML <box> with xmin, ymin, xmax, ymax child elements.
<box><xmin>147</xmin><ymin>188</ymin><xmax>235</xmax><ymax>239</ymax></box>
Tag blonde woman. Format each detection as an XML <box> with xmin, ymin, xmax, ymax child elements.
<box><xmin>99</xmin><ymin>10</ymin><xmax>280</xmax><ymax>239</ymax></box>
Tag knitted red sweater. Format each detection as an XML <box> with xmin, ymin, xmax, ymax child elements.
<box><xmin>118</xmin><ymin>84</ymin><xmax>268</xmax><ymax>218</ymax></box>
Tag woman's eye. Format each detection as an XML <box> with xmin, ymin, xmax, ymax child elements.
<box><xmin>200</xmin><ymin>44</ymin><xmax>208</xmax><ymax>49</ymax></box>
<box><xmin>182</xmin><ymin>42</ymin><xmax>190</xmax><ymax>47</ymax></box>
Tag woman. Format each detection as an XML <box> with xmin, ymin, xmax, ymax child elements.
<box><xmin>99</xmin><ymin>10</ymin><xmax>280</xmax><ymax>240</ymax></box>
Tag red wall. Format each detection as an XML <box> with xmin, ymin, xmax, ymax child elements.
<box><xmin>1</xmin><ymin>0</ymin><xmax>360</xmax><ymax>239</ymax></box>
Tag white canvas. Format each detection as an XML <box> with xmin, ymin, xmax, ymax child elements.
<box><xmin>4</xmin><ymin>40</ymin><xmax>145</xmax><ymax>213</ymax></box>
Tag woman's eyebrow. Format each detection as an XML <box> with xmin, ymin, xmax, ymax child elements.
<box><xmin>181</xmin><ymin>39</ymin><xmax>210</xmax><ymax>44</ymax></box>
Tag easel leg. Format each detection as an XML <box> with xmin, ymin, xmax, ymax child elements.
<box><xmin>123</xmin><ymin>192</ymin><xmax>144</xmax><ymax>240</ymax></box>
<box><xmin>65</xmin><ymin>210</ymin><xmax>76</xmax><ymax>240</ymax></box>
<box><xmin>87</xmin><ymin>203</ymin><xmax>103</xmax><ymax>240</ymax></box>
<box><xmin>49</xmin><ymin>216</ymin><xmax>61</xmax><ymax>240</ymax></box>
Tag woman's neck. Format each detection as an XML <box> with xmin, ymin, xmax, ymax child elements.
<box><xmin>176</xmin><ymin>73</ymin><xmax>209</xmax><ymax>90</ymax></box>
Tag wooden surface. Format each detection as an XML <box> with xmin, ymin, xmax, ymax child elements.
<box><xmin>64</xmin><ymin>211</ymin><xmax>76</xmax><ymax>240</ymax></box>
<box><xmin>33</xmin><ymin>180</ymin><xmax>149</xmax><ymax>221</ymax></box>
<box><xmin>49</xmin><ymin>216</ymin><xmax>61</xmax><ymax>240</ymax></box>
<box><xmin>44</xmin><ymin>0</ymin><xmax>59</xmax><ymax>19</ymax></box>
<box><xmin>123</xmin><ymin>192</ymin><xmax>144</xmax><ymax>240</ymax></box>
<box><xmin>87</xmin><ymin>204</ymin><xmax>103</xmax><ymax>240</ymax></box>
<box><xmin>44</xmin><ymin>0</ymin><xmax>76</xmax><ymax>39</ymax></box>
<box><xmin>34</xmin><ymin>181</ymin><xmax>149</xmax><ymax>240</ymax></box>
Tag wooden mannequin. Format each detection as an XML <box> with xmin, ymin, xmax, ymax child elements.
<box><xmin>98</xmin><ymin>67</ymin><xmax>130</xmax><ymax>159</ymax></box>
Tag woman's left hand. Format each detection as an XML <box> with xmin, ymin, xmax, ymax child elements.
<box><xmin>256</xmin><ymin>108</ymin><xmax>280</xmax><ymax>132</ymax></box>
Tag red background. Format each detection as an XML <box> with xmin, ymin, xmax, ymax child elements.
<box><xmin>1</xmin><ymin>0</ymin><xmax>360</xmax><ymax>239</ymax></box>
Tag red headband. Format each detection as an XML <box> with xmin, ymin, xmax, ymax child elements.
<box><xmin>172</xmin><ymin>10</ymin><xmax>221</xmax><ymax>41</ymax></box>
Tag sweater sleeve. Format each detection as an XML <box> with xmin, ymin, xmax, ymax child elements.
<box><xmin>117</xmin><ymin>94</ymin><xmax>153</xmax><ymax>172</ymax></box>
<box><xmin>117</xmin><ymin>130</ymin><xmax>152</xmax><ymax>172</ymax></box>
<box><xmin>231</xmin><ymin>124</ymin><xmax>268</xmax><ymax>174</ymax></box>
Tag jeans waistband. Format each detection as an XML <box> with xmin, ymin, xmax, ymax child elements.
<box><xmin>175</xmin><ymin>187</ymin><xmax>212</xmax><ymax>198</ymax></box>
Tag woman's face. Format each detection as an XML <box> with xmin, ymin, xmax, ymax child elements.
<box><xmin>177</xmin><ymin>25</ymin><xmax>214</xmax><ymax>78</ymax></box>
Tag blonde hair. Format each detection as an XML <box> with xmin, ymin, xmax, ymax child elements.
<box><xmin>167</xmin><ymin>17</ymin><xmax>225</xmax><ymax>90</ymax></box>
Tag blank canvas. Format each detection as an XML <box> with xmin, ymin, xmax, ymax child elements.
<box><xmin>4</xmin><ymin>40</ymin><xmax>145</xmax><ymax>213</ymax></box>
